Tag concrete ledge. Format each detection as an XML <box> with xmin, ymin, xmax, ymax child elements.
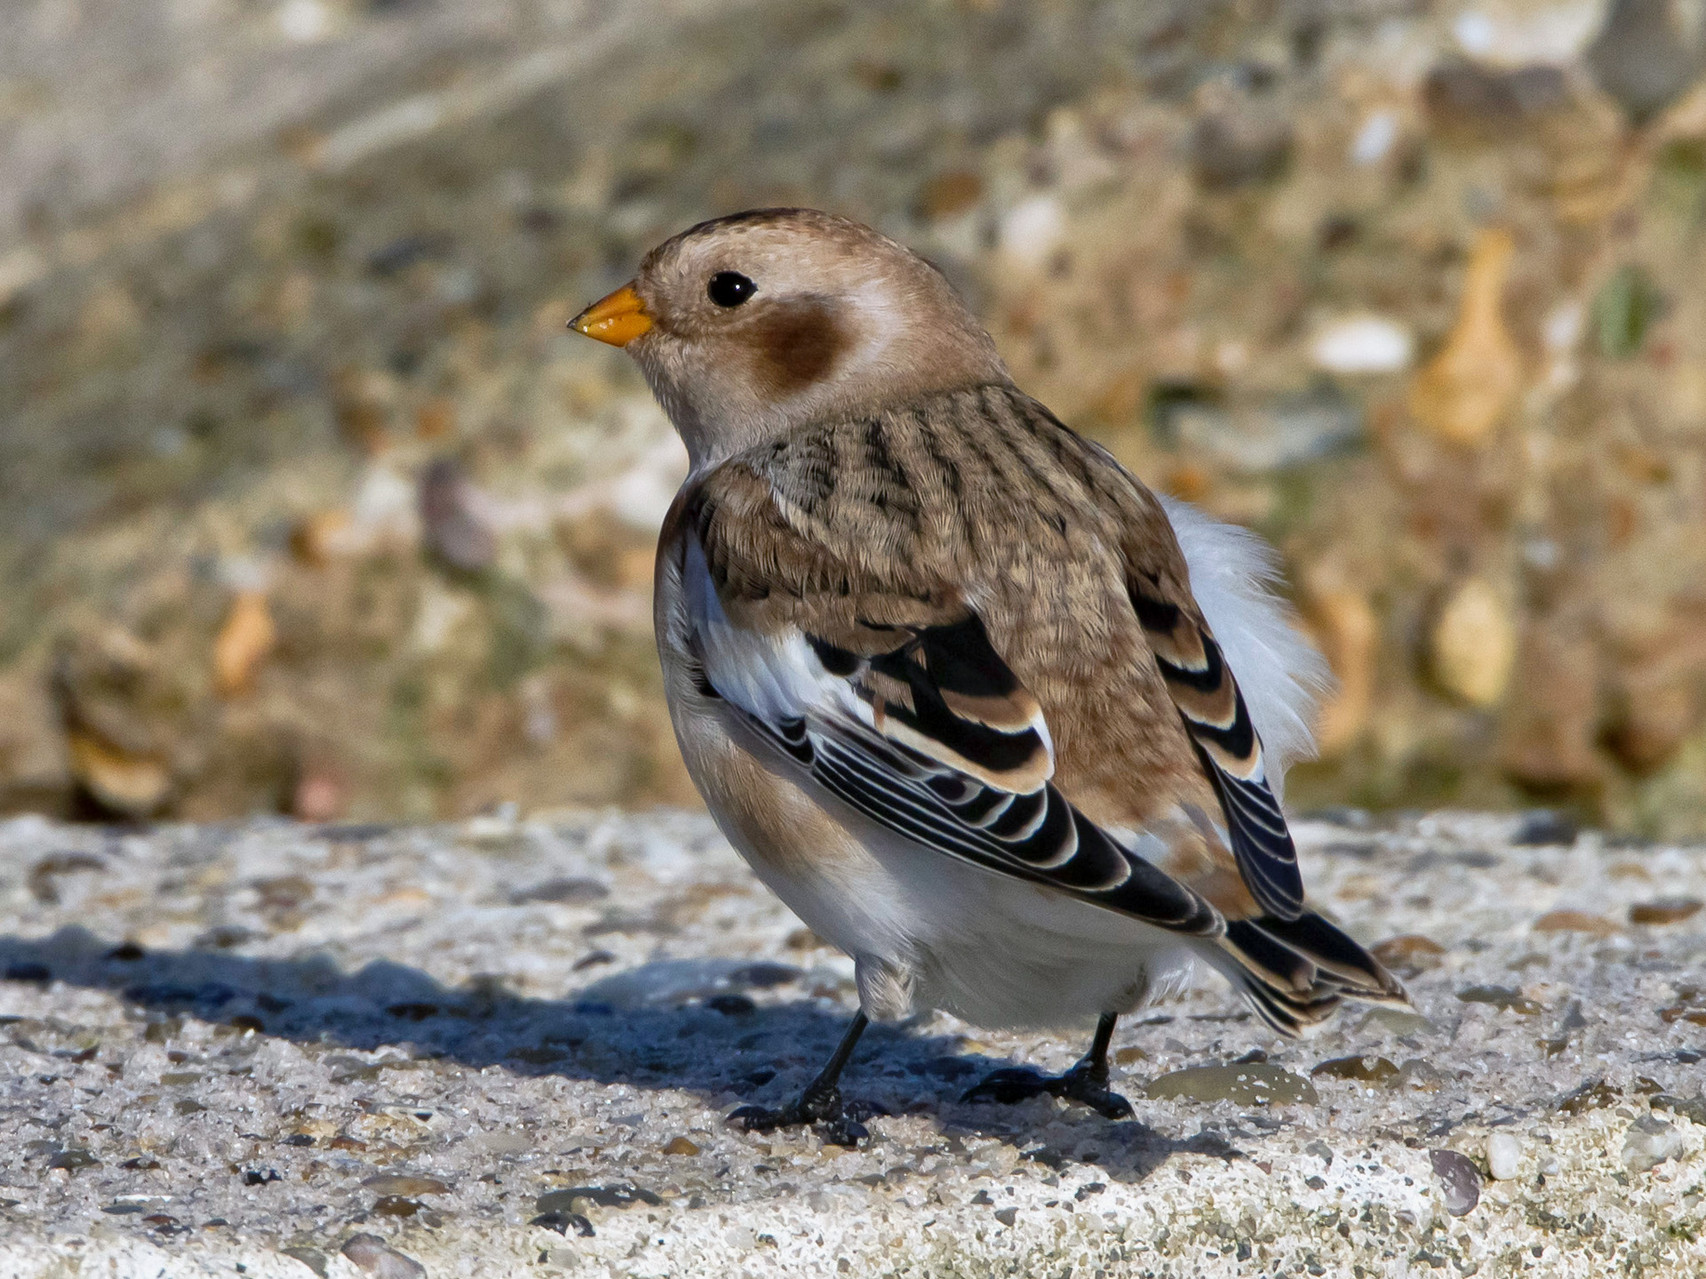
<box><xmin>1</xmin><ymin>810</ymin><xmax>1703</xmax><ymax>1276</ymax></box>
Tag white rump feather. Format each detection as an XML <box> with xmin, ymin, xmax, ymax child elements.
<box><xmin>1158</xmin><ymin>495</ymin><xmax>1330</xmax><ymax>791</ymax></box>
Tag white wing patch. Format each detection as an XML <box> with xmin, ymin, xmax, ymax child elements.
<box><xmin>682</xmin><ymin>531</ymin><xmax>857</xmax><ymax>728</ymax></box>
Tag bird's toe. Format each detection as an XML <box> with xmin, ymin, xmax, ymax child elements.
<box><xmin>960</xmin><ymin>1066</ymin><xmax>1055</xmax><ymax>1106</ymax></box>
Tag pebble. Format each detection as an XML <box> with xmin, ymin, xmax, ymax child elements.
<box><xmin>1514</xmin><ymin>811</ymin><xmax>1580</xmax><ymax>845</ymax></box>
<box><xmin>1311</xmin><ymin>1055</ymin><xmax>1399</xmax><ymax>1084</ymax></box>
<box><xmin>1486</xmin><ymin>1131</ymin><xmax>1523</xmax><ymax>1181</ymax></box>
<box><xmin>1586</xmin><ymin>0</ymin><xmax>1706</xmax><ymax>124</ymax></box>
<box><xmin>916</xmin><ymin>170</ymin><xmax>985</xmax><ymax>222</ymax></box>
<box><xmin>1451</xmin><ymin>2</ymin><xmax>1604</xmax><ymax>67</ymax></box>
<box><xmin>1310</xmin><ymin>315</ymin><xmax>1414</xmax><ymax>374</ymax></box>
<box><xmin>1393</xmin><ymin>1059</ymin><xmax>1446</xmax><ymax>1092</ymax></box>
<box><xmin>1652</xmin><ymin>1094</ymin><xmax>1706</xmax><ymax>1126</ymax></box>
<box><xmin>1457</xmin><ymin>984</ymin><xmax>1542</xmax><ymax>1015</ymax></box>
<box><xmin>1622</xmin><ymin>1115</ymin><xmax>1687</xmax><ymax>1172</ymax></box>
<box><xmin>1429</xmin><ymin>1149</ymin><xmax>1481</xmax><ymax>1216</ymax></box>
<box><xmin>536</xmin><ymin>1184</ymin><xmax>662</xmax><ymax>1213</ymax></box>
<box><xmin>1145</xmin><ymin>1064</ymin><xmax>1319</xmax><ymax>1107</ymax></box>
<box><xmin>1349</xmin><ymin>110</ymin><xmax>1400</xmax><ymax>166</ymax></box>
<box><xmin>1630</xmin><ymin>898</ymin><xmax>1703</xmax><ymax>926</ymax></box>
<box><xmin>361</xmin><ymin>1174</ymin><xmax>451</xmax><ymax>1197</ymax></box>
<box><xmin>418</xmin><ymin>458</ymin><xmax>497</xmax><ymax>573</ymax></box>
<box><xmin>1172</xmin><ymin>385</ymin><xmax>1363</xmax><ymax>472</ymax></box>
<box><xmin>341</xmin><ymin>1233</ymin><xmax>426</xmax><ymax>1279</ymax></box>
<box><xmin>1191</xmin><ymin>110</ymin><xmax>1293</xmax><ymax>190</ymax></box>
<box><xmin>1429</xmin><ymin>577</ymin><xmax>1517</xmax><ymax>708</ymax></box>
<box><xmin>1370</xmin><ymin>934</ymin><xmax>1446</xmax><ymax>968</ymax></box>
<box><xmin>276</xmin><ymin>0</ymin><xmax>335</xmax><ymax>45</ymax></box>
<box><xmin>997</xmin><ymin>195</ymin><xmax>1066</xmax><ymax>272</ymax></box>
<box><xmin>65</xmin><ymin>729</ymin><xmax>171</xmax><ymax>818</ymax></box>
<box><xmin>1532</xmin><ymin>909</ymin><xmax>1618</xmax><ymax>936</ymax></box>
<box><xmin>1304</xmin><ymin>579</ymin><xmax>1377</xmax><ymax>757</ymax></box>
<box><xmin>212</xmin><ymin>590</ymin><xmax>276</xmax><ymax>697</ymax></box>
<box><xmin>1407</xmin><ymin>229</ymin><xmax>1524</xmax><ymax>446</ymax></box>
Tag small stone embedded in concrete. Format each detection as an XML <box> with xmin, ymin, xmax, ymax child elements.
<box><xmin>1630</xmin><ymin>898</ymin><xmax>1702</xmax><ymax>926</ymax></box>
<box><xmin>1457</xmin><ymin>985</ymin><xmax>1542</xmax><ymax>1015</ymax></box>
<box><xmin>1145</xmin><ymin>1064</ymin><xmax>1319</xmax><ymax>1107</ymax></box>
<box><xmin>1622</xmin><ymin>1116</ymin><xmax>1688</xmax><ymax>1172</ymax></box>
<box><xmin>279</xmin><ymin>1246</ymin><xmax>329</xmax><ymax>1276</ymax></box>
<box><xmin>536</xmin><ymin>1184</ymin><xmax>662</xmax><ymax>1214</ymax></box>
<box><xmin>44</xmin><ymin>1148</ymin><xmax>98</xmax><ymax>1172</ymax></box>
<box><xmin>1532</xmin><ymin>910</ymin><xmax>1618</xmax><ymax>937</ymax></box>
<box><xmin>1652</xmin><ymin>1094</ymin><xmax>1706</xmax><ymax>1126</ymax></box>
<box><xmin>341</xmin><ymin>1234</ymin><xmax>426</xmax><ymax>1279</ymax></box>
<box><xmin>1312</xmin><ymin>1055</ymin><xmax>1399</xmax><ymax>1084</ymax></box>
<box><xmin>1513</xmin><ymin>811</ymin><xmax>1580</xmax><ymax>846</ymax></box>
<box><xmin>510</xmin><ymin>877</ymin><xmax>609</xmax><ymax>905</ymax></box>
<box><xmin>1429</xmin><ymin>1149</ymin><xmax>1482</xmax><ymax>1216</ymax></box>
<box><xmin>1392</xmin><ymin>1059</ymin><xmax>1446</xmax><ymax>1092</ymax></box>
<box><xmin>361</xmin><ymin>1174</ymin><xmax>451</xmax><ymax>1197</ymax></box>
<box><xmin>1486</xmin><ymin>1132</ymin><xmax>1523</xmax><ymax>1181</ymax></box>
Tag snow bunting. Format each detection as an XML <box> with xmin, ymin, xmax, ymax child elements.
<box><xmin>571</xmin><ymin>208</ymin><xmax>1406</xmax><ymax>1141</ymax></box>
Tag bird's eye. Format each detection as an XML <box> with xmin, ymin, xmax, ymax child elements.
<box><xmin>707</xmin><ymin>271</ymin><xmax>756</xmax><ymax>308</ymax></box>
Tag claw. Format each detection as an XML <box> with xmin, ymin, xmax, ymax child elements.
<box><xmin>727</xmin><ymin>1084</ymin><xmax>877</xmax><ymax>1145</ymax></box>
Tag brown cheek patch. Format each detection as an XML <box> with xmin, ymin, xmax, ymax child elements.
<box><xmin>748</xmin><ymin>297</ymin><xmax>851</xmax><ymax>395</ymax></box>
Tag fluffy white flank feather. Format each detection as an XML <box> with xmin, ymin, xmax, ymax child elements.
<box><xmin>1158</xmin><ymin>495</ymin><xmax>1330</xmax><ymax>791</ymax></box>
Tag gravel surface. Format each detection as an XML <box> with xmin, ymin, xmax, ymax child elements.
<box><xmin>2</xmin><ymin>808</ymin><xmax>1705</xmax><ymax>1275</ymax></box>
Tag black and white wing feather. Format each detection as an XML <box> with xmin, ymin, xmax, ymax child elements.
<box><xmin>1127</xmin><ymin>571</ymin><xmax>1306</xmax><ymax>920</ymax></box>
<box><xmin>681</xmin><ymin>530</ymin><xmax>1222</xmax><ymax>938</ymax></box>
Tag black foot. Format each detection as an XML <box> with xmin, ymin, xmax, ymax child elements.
<box><xmin>728</xmin><ymin>1085</ymin><xmax>878</xmax><ymax>1146</ymax></box>
<box><xmin>961</xmin><ymin>1064</ymin><xmax>1134</xmax><ymax>1120</ymax></box>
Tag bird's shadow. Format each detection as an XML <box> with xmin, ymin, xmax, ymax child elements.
<box><xmin>0</xmin><ymin>925</ymin><xmax>1242</xmax><ymax>1181</ymax></box>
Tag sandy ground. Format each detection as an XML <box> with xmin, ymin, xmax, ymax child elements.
<box><xmin>1</xmin><ymin>808</ymin><xmax>1703</xmax><ymax>1276</ymax></box>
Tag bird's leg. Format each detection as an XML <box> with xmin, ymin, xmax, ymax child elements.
<box><xmin>962</xmin><ymin>1012</ymin><xmax>1134</xmax><ymax>1119</ymax></box>
<box><xmin>729</xmin><ymin>1012</ymin><xmax>875</xmax><ymax>1145</ymax></box>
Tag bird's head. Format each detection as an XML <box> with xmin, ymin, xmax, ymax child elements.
<box><xmin>571</xmin><ymin>208</ymin><xmax>1005</xmax><ymax>469</ymax></box>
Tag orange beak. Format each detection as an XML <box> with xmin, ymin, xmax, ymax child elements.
<box><xmin>570</xmin><ymin>284</ymin><xmax>653</xmax><ymax>346</ymax></box>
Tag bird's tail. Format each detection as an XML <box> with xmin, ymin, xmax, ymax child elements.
<box><xmin>1212</xmin><ymin>912</ymin><xmax>1410</xmax><ymax>1037</ymax></box>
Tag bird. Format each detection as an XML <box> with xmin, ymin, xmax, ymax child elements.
<box><xmin>570</xmin><ymin>207</ymin><xmax>1407</xmax><ymax>1143</ymax></box>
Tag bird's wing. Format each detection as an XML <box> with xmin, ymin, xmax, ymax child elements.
<box><xmin>669</xmin><ymin>462</ymin><xmax>1222</xmax><ymax>939</ymax></box>
<box><xmin>1124</xmin><ymin>561</ymin><xmax>1305</xmax><ymax>920</ymax></box>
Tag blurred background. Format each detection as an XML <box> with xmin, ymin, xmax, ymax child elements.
<box><xmin>2</xmin><ymin>0</ymin><xmax>1705</xmax><ymax>834</ymax></box>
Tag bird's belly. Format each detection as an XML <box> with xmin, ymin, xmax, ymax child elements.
<box><xmin>867</xmin><ymin>840</ymin><xmax>1210</xmax><ymax>1031</ymax></box>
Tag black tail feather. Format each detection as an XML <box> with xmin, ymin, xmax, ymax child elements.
<box><xmin>1220</xmin><ymin>912</ymin><xmax>1409</xmax><ymax>1038</ymax></box>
